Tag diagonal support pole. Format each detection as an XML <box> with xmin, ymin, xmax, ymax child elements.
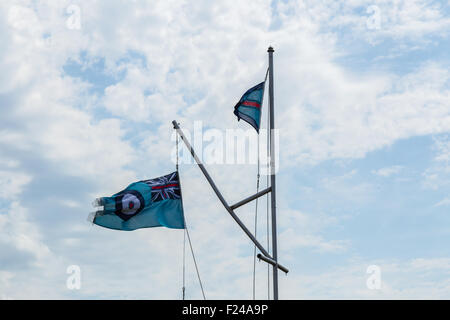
<box><xmin>172</xmin><ymin>120</ymin><xmax>270</xmax><ymax>257</ymax></box>
<box><xmin>172</xmin><ymin>120</ymin><xmax>288</xmax><ymax>274</ymax></box>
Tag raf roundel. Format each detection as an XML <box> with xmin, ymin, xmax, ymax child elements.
<box><xmin>114</xmin><ymin>190</ymin><xmax>146</xmax><ymax>221</ymax></box>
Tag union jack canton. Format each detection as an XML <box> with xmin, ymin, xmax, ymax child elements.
<box><xmin>142</xmin><ymin>171</ymin><xmax>181</xmax><ymax>202</ymax></box>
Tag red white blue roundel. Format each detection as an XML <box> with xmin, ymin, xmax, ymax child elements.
<box><xmin>115</xmin><ymin>190</ymin><xmax>145</xmax><ymax>221</ymax></box>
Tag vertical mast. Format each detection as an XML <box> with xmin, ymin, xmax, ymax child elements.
<box><xmin>268</xmin><ymin>46</ymin><xmax>278</xmax><ymax>300</ymax></box>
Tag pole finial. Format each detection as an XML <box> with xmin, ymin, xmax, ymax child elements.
<box><xmin>268</xmin><ymin>46</ymin><xmax>274</xmax><ymax>52</ymax></box>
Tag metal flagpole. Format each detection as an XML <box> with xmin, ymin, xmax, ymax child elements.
<box><xmin>171</xmin><ymin>47</ymin><xmax>286</xmax><ymax>300</ymax></box>
<box><xmin>268</xmin><ymin>46</ymin><xmax>279</xmax><ymax>300</ymax></box>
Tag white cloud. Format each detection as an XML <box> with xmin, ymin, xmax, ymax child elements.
<box><xmin>279</xmin><ymin>60</ymin><xmax>450</xmax><ymax>166</ymax></box>
<box><xmin>0</xmin><ymin>0</ymin><xmax>449</xmax><ymax>299</ymax></box>
<box><xmin>0</xmin><ymin>202</ymin><xmax>52</xmax><ymax>268</ymax></box>
<box><xmin>320</xmin><ymin>170</ymin><xmax>376</xmax><ymax>205</ymax></box>
<box><xmin>277</xmin><ymin>206</ymin><xmax>350</xmax><ymax>254</ymax></box>
<box><xmin>283</xmin><ymin>0</ymin><xmax>450</xmax><ymax>43</ymax></box>
<box><xmin>0</xmin><ymin>171</ymin><xmax>31</xmax><ymax>200</ymax></box>
<box><xmin>423</xmin><ymin>135</ymin><xmax>450</xmax><ymax>189</ymax></box>
<box><xmin>434</xmin><ymin>197</ymin><xmax>450</xmax><ymax>207</ymax></box>
<box><xmin>372</xmin><ymin>165</ymin><xmax>403</xmax><ymax>177</ymax></box>
<box><xmin>280</xmin><ymin>257</ymin><xmax>450</xmax><ymax>299</ymax></box>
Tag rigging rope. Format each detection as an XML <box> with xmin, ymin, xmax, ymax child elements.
<box><xmin>177</xmin><ymin>129</ymin><xmax>206</xmax><ymax>300</ymax></box>
<box><xmin>252</xmin><ymin>69</ymin><xmax>270</xmax><ymax>300</ymax></box>
<box><xmin>186</xmin><ymin>225</ymin><xmax>206</xmax><ymax>300</ymax></box>
<box><xmin>182</xmin><ymin>226</ymin><xmax>186</xmax><ymax>300</ymax></box>
<box><xmin>252</xmin><ymin>134</ymin><xmax>260</xmax><ymax>300</ymax></box>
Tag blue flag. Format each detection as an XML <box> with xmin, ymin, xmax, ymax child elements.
<box><xmin>89</xmin><ymin>172</ymin><xmax>185</xmax><ymax>231</ymax></box>
<box><xmin>233</xmin><ymin>81</ymin><xmax>265</xmax><ymax>133</ymax></box>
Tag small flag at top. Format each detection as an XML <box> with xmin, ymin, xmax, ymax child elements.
<box><xmin>233</xmin><ymin>81</ymin><xmax>265</xmax><ymax>133</ymax></box>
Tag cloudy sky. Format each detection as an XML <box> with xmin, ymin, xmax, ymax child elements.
<box><xmin>1</xmin><ymin>0</ymin><xmax>450</xmax><ymax>299</ymax></box>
